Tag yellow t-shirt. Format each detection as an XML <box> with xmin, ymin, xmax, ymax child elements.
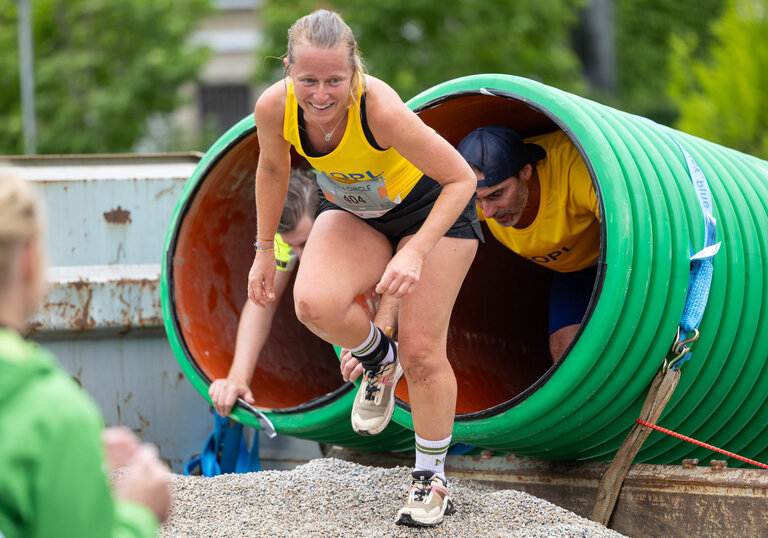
<box><xmin>283</xmin><ymin>80</ymin><xmax>423</xmax><ymax>218</ymax></box>
<box><xmin>274</xmin><ymin>233</ymin><xmax>296</xmax><ymax>272</ymax></box>
<box><xmin>479</xmin><ymin>130</ymin><xmax>600</xmax><ymax>273</ymax></box>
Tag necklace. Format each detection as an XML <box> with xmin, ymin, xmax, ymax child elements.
<box><xmin>317</xmin><ymin>111</ymin><xmax>346</xmax><ymax>142</ymax></box>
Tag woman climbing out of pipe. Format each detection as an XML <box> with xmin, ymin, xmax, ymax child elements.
<box><xmin>247</xmin><ymin>9</ymin><xmax>482</xmax><ymax>527</ymax></box>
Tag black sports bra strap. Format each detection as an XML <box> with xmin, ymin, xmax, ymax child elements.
<box><xmin>297</xmin><ymin>93</ymin><xmax>386</xmax><ymax>156</ymax></box>
<box><xmin>360</xmin><ymin>93</ymin><xmax>385</xmax><ymax>151</ymax></box>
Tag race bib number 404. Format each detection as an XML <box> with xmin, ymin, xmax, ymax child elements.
<box><xmin>316</xmin><ymin>171</ymin><xmax>401</xmax><ymax>218</ymax></box>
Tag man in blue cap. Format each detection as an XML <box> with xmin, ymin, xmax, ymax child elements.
<box><xmin>457</xmin><ymin>125</ymin><xmax>600</xmax><ymax>360</ymax></box>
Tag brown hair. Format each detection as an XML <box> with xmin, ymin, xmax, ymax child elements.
<box><xmin>277</xmin><ymin>168</ymin><xmax>319</xmax><ymax>234</ymax></box>
<box><xmin>0</xmin><ymin>166</ymin><xmax>41</xmax><ymax>292</ymax></box>
<box><xmin>285</xmin><ymin>9</ymin><xmax>367</xmax><ymax>108</ymax></box>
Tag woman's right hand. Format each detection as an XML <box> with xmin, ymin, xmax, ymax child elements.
<box><xmin>248</xmin><ymin>251</ymin><xmax>277</xmax><ymax>307</ymax></box>
<box><xmin>209</xmin><ymin>378</ymin><xmax>256</xmax><ymax>417</ymax></box>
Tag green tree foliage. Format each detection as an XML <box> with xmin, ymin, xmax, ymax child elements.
<box><xmin>255</xmin><ymin>0</ymin><xmax>587</xmax><ymax>101</ymax></box>
<box><xmin>616</xmin><ymin>0</ymin><xmax>725</xmax><ymax>124</ymax></box>
<box><xmin>669</xmin><ymin>0</ymin><xmax>768</xmax><ymax>158</ymax></box>
<box><xmin>0</xmin><ymin>0</ymin><xmax>211</xmax><ymax>154</ymax></box>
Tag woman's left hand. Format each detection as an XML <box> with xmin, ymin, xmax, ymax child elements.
<box><xmin>340</xmin><ymin>349</ymin><xmax>363</xmax><ymax>382</ymax></box>
<box><xmin>375</xmin><ymin>245</ymin><xmax>424</xmax><ymax>298</ymax></box>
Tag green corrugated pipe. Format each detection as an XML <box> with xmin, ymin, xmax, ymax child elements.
<box><xmin>387</xmin><ymin>74</ymin><xmax>768</xmax><ymax>465</ymax></box>
<box><xmin>163</xmin><ymin>73</ymin><xmax>768</xmax><ymax>465</ymax></box>
<box><xmin>161</xmin><ymin>117</ymin><xmax>413</xmax><ymax>452</ymax></box>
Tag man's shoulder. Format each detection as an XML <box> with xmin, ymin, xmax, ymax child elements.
<box><xmin>525</xmin><ymin>130</ymin><xmax>573</xmax><ymax>152</ymax></box>
<box><xmin>529</xmin><ymin>131</ymin><xmax>586</xmax><ymax>178</ymax></box>
<box><xmin>531</xmin><ymin>132</ymin><xmax>594</xmax><ymax>211</ymax></box>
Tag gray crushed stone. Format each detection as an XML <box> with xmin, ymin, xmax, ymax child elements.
<box><xmin>159</xmin><ymin>458</ymin><xmax>626</xmax><ymax>537</ymax></box>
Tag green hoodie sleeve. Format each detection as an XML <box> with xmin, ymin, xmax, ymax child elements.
<box><xmin>0</xmin><ymin>333</ymin><xmax>159</xmax><ymax>538</ymax></box>
<box><xmin>113</xmin><ymin>501</ymin><xmax>160</xmax><ymax>538</ymax></box>
<box><xmin>29</xmin><ymin>372</ymin><xmax>159</xmax><ymax>538</ymax></box>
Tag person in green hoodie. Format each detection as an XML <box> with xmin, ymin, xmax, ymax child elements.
<box><xmin>0</xmin><ymin>167</ymin><xmax>170</xmax><ymax>538</ymax></box>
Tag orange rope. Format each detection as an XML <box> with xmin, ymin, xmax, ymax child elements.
<box><xmin>636</xmin><ymin>418</ymin><xmax>768</xmax><ymax>470</ymax></box>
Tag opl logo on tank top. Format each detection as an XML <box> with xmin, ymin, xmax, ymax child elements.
<box><xmin>316</xmin><ymin>170</ymin><xmax>401</xmax><ymax>219</ymax></box>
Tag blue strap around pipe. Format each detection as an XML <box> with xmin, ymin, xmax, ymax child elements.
<box><xmin>661</xmin><ymin>128</ymin><xmax>721</xmax><ymax>368</ymax></box>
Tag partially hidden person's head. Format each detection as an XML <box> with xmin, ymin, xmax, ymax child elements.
<box><xmin>278</xmin><ymin>168</ymin><xmax>319</xmax><ymax>258</ymax></box>
<box><xmin>0</xmin><ymin>166</ymin><xmax>46</xmax><ymax>329</ymax></box>
<box><xmin>284</xmin><ymin>9</ymin><xmax>366</xmax><ymax>109</ymax></box>
<box><xmin>457</xmin><ymin>125</ymin><xmax>547</xmax><ymax>227</ymax></box>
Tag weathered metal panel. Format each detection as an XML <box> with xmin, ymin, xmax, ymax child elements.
<box><xmin>13</xmin><ymin>153</ymin><xmax>200</xmax><ymax>267</ymax></box>
<box><xmin>30</xmin><ymin>265</ymin><xmax>162</xmax><ymax>332</ymax></box>
<box><xmin>37</xmin><ymin>335</ymin><xmax>203</xmax><ymax>470</ymax></box>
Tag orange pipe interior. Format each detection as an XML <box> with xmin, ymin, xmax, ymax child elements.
<box><xmin>173</xmin><ymin>133</ymin><xmax>343</xmax><ymax>410</ymax></box>
<box><xmin>172</xmin><ymin>94</ymin><xmax>559</xmax><ymax>414</ymax></box>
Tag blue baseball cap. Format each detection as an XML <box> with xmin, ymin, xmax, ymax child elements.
<box><xmin>457</xmin><ymin>125</ymin><xmax>546</xmax><ymax>188</ymax></box>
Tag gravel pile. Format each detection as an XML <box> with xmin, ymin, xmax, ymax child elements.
<box><xmin>160</xmin><ymin>458</ymin><xmax>626</xmax><ymax>537</ymax></box>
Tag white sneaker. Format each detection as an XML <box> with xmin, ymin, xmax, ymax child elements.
<box><xmin>350</xmin><ymin>354</ymin><xmax>402</xmax><ymax>436</ymax></box>
<box><xmin>395</xmin><ymin>471</ymin><xmax>456</xmax><ymax>527</ymax></box>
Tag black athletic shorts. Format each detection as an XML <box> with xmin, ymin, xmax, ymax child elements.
<box><xmin>316</xmin><ymin>175</ymin><xmax>484</xmax><ymax>250</ymax></box>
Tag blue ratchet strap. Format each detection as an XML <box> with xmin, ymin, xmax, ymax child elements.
<box><xmin>184</xmin><ymin>410</ymin><xmax>262</xmax><ymax>476</ymax></box>
<box><xmin>663</xmin><ymin>130</ymin><xmax>721</xmax><ymax>369</ymax></box>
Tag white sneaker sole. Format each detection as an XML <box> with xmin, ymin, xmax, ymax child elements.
<box><xmin>395</xmin><ymin>497</ymin><xmax>456</xmax><ymax>527</ymax></box>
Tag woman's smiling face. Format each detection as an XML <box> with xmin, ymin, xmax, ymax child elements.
<box><xmin>288</xmin><ymin>42</ymin><xmax>354</xmax><ymax>127</ymax></box>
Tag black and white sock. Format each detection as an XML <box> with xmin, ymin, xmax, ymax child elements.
<box><xmin>349</xmin><ymin>322</ymin><xmax>395</xmax><ymax>370</ymax></box>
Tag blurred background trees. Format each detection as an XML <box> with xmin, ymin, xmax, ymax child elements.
<box><xmin>668</xmin><ymin>0</ymin><xmax>768</xmax><ymax>158</ymax></box>
<box><xmin>0</xmin><ymin>0</ymin><xmax>211</xmax><ymax>154</ymax></box>
<box><xmin>1</xmin><ymin>0</ymin><xmax>766</xmax><ymax>158</ymax></box>
<box><xmin>614</xmin><ymin>0</ymin><xmax>725</xmax><ymax>125</ymax></box>
<box><xmin>256</xmin><ymin>0</ymin><xmax>588</xmax><ymax>99</ymax></box>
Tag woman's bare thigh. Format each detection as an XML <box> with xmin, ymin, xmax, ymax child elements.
<box><xmin>295</xmin><ymin>210</ymin><xmax>393</xmax><ymax>304</ymax></box>
<box><xmin>397</xmin><ymin>236</ymin><xmax>478</xmax><ymax>353</ymax></box>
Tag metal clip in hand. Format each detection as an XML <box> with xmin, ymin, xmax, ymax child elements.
<box><xmin>236</xmin><ymin>398</ymin><xmax>277</xmax><ymax>439</ymax></box>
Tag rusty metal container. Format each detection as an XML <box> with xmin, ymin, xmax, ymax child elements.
<box><xmin>8</xmin><ymin>154</ymin><xmax>214</xmax><ymax>471</ymax></box>
<box><xmin>11</xmin><ymin>153</ymin><xmax>326</xmax><ymax>471</ymax></box>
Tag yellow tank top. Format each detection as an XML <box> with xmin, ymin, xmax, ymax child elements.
<box><xmin>479</xmin><ymin>131</ymin><xmax>600</xmax><ymax>273</ymax></box>
<box><xmin>283</xmin><ymin>80</ymin><xmax>423</xmax><ymax>218</ymax></box>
